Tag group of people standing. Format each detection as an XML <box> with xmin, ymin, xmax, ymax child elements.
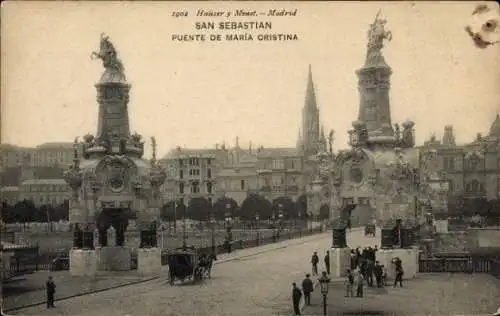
<box><xmin>290</xmin><ymin>250</ymin><xmax>331</xmax><ymax>315</ymax></box>
<box><xmin>345</xmin><ymin>246</ymin><xmax>405</xmax><ymax>297</ymax></box>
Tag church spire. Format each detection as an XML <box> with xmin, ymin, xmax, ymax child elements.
<box><xmin>302</xmin><ymin>65</ymin><xmax>320</xmax><ymax>157</ymax></box>
<box><xmin>305</xmin><ymin>64</ymin><xmax>317</xmax><ymax>110</ymax></box>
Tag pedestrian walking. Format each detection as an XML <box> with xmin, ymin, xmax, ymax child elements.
<box><xmin>345</xmin><ymin>269</ymin><xmax>354</xmax><ymax>297</ymax></box>
<box><xmin>381</xmin><ymin>265</ymin><xmax>387</xmax><ymax>286</ymax></box>
<box><xmin>392</xmin><ymin>257</ymin><xmax>404</xmax><ymax>288</ymax></box>
<box><xmin>353</xmin><ymin>267</ymin><xmax>365</xmax><ymax>298</ymax></box>
<box><xmin>324</xmin><ymin>251</ymin><xmax>330</xmax><ymax>275</ymax></box>
<box><xmin>301</xmin><ymin>274</ymin><xmax>314</xmax><ymax>306</ymax></box>
<box><xmin>311</xmin><ymin>251</ymin><xmax>319</xmax><ymax>276</ymax></box>
<box><xmin>374</xmin><ymin>261</ymin><xmax>383</xmax><ymax>288</ymax></box>
<box><xmin>292</xmin><ymin>282</ymin><xmax>302</xmax><ymax>315</ymax></box>
<box><xmin>46</xmin><ymin>275</ymin><xmax>56</xmax><ymax>308</ymax></box>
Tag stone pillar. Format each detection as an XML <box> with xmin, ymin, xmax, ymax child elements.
<box><xmin>329</xmin><ymin>219</ymin><xmax>350</xmax><ymax>277</ymax></box>
<box><xmin>70</xmin><ymin>223</ymin><xmax>97</xmax><ymax>277</ymax></box>
<box><xmin>328</xmin><ymin>248</ymin><xmax>351</xmax><ymax>278</ymax></box>
<box><xmin>137</xmin><ymin>221</ymin><xmax>161</xmax><ymax>276</ymax></box>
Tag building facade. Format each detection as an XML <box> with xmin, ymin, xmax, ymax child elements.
<box><xmin>216</xmin><ymin>141</ymin><xmax>259</xmax><ymax>206</ymax></box>
<box><xmin>158</xmin><ymin>146</ymin><xmax>227</xmax><ymax>206</ymax></box>
<box><xmin>420</xmin><ymin>116</ymin><xmax>500</xmax><ymax>203</ymax></box>
<box><xmin>19</xmin><ymin>179</ymin><xmax>69</xmax><ymax>207</ymax></box>
<box><xmin>0</xmin><ymin>142</ymin><xmax>77</xmax><ymax>169</ymax></box>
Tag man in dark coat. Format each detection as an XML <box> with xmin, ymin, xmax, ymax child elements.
<box><xmin>311</xmin><ymin>252</ymin><xmax>319</xmax><ymax>276</ymax></box>
<box><xmin>46</xmin><ymin>276</ymin><xmax>56</xmax><ymax>308</ymax></box>
<box><xmin>374</xmin><ymin>261</ymin><xmax>383</xmax><ymax>288</ymax></box>
<box><xmin>292</xmin><ymin>282</ymin><xmax>302</xmax><ymax>315</ymax></box>
<box><xmin>324</xmin><ymin>251</ymin><xmax>330</xmax><ymax>275</ymax></box>
<box><xmin>301</xmin><ymin>274</ymin><xmax>314</xmax><ymax>306</ymax></box>
<box><xmin>392</xmin><ymin>257</ymin><xmax>404</xmax><ymax>287</ymax></box>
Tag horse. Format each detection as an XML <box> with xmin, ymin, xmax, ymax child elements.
<box><xmin>206</xmin><ymin>253</ymin><xmax>217</xmax><ymax>279</ymax></box>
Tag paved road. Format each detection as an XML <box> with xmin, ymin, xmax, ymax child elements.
<box><xmin>10</xmin><ymin>232</ymin><xmax>334</xmax><ymax>316</ymax></box>
<box><xmin>10</xmin><ymin>228</ymin><xmax>374</xmax><ymax>316</ymax></box>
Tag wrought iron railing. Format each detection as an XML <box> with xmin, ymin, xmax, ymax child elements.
<box><xmin>418</xmin><ymin>253</ymin><xmax>500</xmax><ymax>277</ymax></box>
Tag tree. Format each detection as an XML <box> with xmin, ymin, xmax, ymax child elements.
<box><xmin>319</xmin><ymin>204</ymin><xmax>330</xmax><ymax>220</ymax></box>
<box><xmin>186</xmin><ymin>197</ymin><xmax>211</xmax><ymax>221</ymax></box>
<box><xmin>160</xmin><ymin>201</ymin><xmax>176</xmax><ymax>222</ymax></box>
<box><xmin>13</xmin><ymin>199</ymin><xmax>37</xmax><ymax>223</ymax></box>
<box><xmin>271</xmin><ymin>196</ymin><xmax>295</xmax><ymax>219</ymax></box>
<box><xmin>213</xmin><ymin>197</ymin><xmax>238</xmax><ymax>220</ymax></box>
<box><xmin>239</xmin><ymin>194</ymin><xmax>272</xmax><ymax>220</ymax></box>
<box><xmin>1</xmin><ymin>201</ymin><xmax>16</xmax><ymax>223</ymax></box>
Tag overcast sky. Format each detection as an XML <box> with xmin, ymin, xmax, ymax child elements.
<box><xmin>2</xmin><ymin>1</ymin><xmax>499</xmax><ymax>158</ymax></box>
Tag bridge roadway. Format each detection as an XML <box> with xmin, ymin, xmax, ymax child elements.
<box><xmin>8</xmin><ymin>229</ymin><xmax>378</xmax><ymax>316</ymax></box>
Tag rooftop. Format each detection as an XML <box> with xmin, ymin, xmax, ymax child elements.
<box><xmin>21</xmin><ymin>179</ymin><xmax>67</xmax><ymax>185</ymax></box>
<box><xmin>36</xmin><ymin>142</ymin><xmax>74</xmax><ymax>150</ymax></box>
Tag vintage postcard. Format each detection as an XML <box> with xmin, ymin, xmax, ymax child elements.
<box><xmin>1</xmin><ymin>1</ymin><xmax>500</xmax><ymax>316</ymax></box>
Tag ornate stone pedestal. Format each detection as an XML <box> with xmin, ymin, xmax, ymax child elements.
<box><xmin>137</xmin><ymin>247</ymin><xmax>162</xmax><ymax>276</ymax></box>
<box><xmin>376</xmin><ymin>247</ymin><xmax>418</xmax><ymax>280</ymax></box>
<box><xmin>328</xmin><ymin>248</ymin><xmax>351</xmax><ymax>278</ymax></box>
<box><xmin>70</xmin><ymin>249</ymin><xmax>97</xmax><ymax>277</ymax></box>
<box><xmin>96</xmin><ymin>246</ymin><xmax>131</xmax><ymax>271</ymax></box>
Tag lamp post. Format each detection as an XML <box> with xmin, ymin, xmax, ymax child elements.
<box><xmin>277</xmin><ymin>204</ymin><xmax>284</xmax><ymax>240</ymax></box>
<box><xmin>297</xmin><ymin>211</ymin><xmax>302</xmax><ymax>237</ymax></box>
<box><xmin>182</xmin><ymin>215</ymin><xmax>187</xmax><ymax>250</ymax></box>
<box><xmin>161</xmin><ymin>224</ymin><xmax>165</xmax><ymax>250</ymax></box>
<box><xmin>210</xmin><ymin>213</ymin><xmax>216</xmax><ymax>253</ymax></box>
<box><xmin>255</xmin><ymin>212</ymin><xmax>260</xmax><ymax>246</ymax></box>
<box><xmin>225</xmin><ymin>203</ymin><xmax>233</xmax><ymax>253</ymax></box>
<box><xmin>319</xmin><ymin>271</ymin><xmax>330</xmax><ymax>316</ymax></box>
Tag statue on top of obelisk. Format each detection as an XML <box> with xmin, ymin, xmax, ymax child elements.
<box><xmin>91</xmin><ymin>33</ymin><xmax>126</xmax><ymax>83</ymax></box>
<box><xmin>365</xmin><ymin>10</ymin><xmax>392</xmax><ymax>67</ymax></box>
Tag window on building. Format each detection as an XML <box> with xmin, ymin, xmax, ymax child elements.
<box><xmin>443</xmin><ymin>157</ymin><xmax>455</xmax><ymax>170</ymax></box>
<box><xmin>207</xmin><ymin>159</ymin><xmax>212</xmax><ymax>165</ymax></box>
<box><xmin>189</xmin><ymin>169</ymin><xmax>200</xmax><ymax>176</ymax></box>
<box><xmin>207</xmin><ymin>168</ymin><xmax>212</xmax><ymax>178</ymax></box>
<box><xmin>241</xmin><ymin>180</ymin><xmax>245</xmax><ymax>190</ymax></box>
<box><xmin>179</xmin><ymin>183</ymin><xmax>184</xmax><ymax>194</ymax></box>
<box><xmin>179</xmin><ymin>170</ymin><xmax>184</xmax><ymax>179</ymax></box>
<box><xmin>207</xmin><ymin>182</ymin><xmax>212</xmax><ymax>194</ymax></box>
<box><xmin>272</xmin><ymin>159</ymin><xmax>284</xmax><ymax>169</ymax></box>
<box><xmin>191</xmin><ymin>182</ymin><xmax>200</xmax><ymax>193</ymax></box>
<box><xmin>179</xmin><ymin>159</ymin><xmax>184</xmax><ymax>167</ymax></box>
<box><xmin>466</xmin><ymin>180</ymin><xmax>483</xmax><ymax>193</ymax></box>
<box><xmin>466</xmin><ymin>155</ymin><xmax>481</xmax><ymax>170</ymax></box>
<box><xmin>189</xmin><ymin>158</ymin><xmax>200</xmax><ymax>166</ymax></box>
<box><xmin>448</xmin><ymin>180</ymin><xmax>454</xmax><ymax>193</ymax></box>
<box><xmin>179</xmin><ymin>197</ymin><xmax>184</xmax><ymax>205</ymax></box>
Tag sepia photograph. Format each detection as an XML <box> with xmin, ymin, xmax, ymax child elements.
<box><xmin>1</xmin><ymin>1</ymin><xmax>500</xmax><ymax>315</ymax></box>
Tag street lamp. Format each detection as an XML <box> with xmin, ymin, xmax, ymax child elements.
<box><xmin>161</xmin><ymin>224</ymin><xmax>165</xmax><ymax>250</ymax></box>
<box><xmin>210</xmin><ymin>213</ymin><xmax>216</xmax><ymax>253</ymax></box>
<box><xmin>277</xmin><ymin>204</ymin><xmax>284</xmax><ymax>240</ymax></box>
<box><xmin>255</xmin><ymin>212</ymin><xmax>260</xmax><ymax>246</ymax></box>
<box><xmin>297</xmin><ymin>211</ymin><xmax>302</xmax><ymax>237</ymax></box>
<box><xmin>319</xmin><ymin>271</ymin><xmax>330</xmax><ymax>316</ymax></box>
<box><xmin>182</xmin><ymin>215</ymin><xmax>187</xmax><ymax>250</ymax></box>
<box><xmin>225</xmin><ymin>203</ymin><xmax>233</xmax><ymax>253</ymax></box>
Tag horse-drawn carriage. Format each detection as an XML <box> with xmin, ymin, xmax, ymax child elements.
<box><xmin>167</xmin><ymin>247</ymin><xmax>215</xmax><ymax>285</ymax></box>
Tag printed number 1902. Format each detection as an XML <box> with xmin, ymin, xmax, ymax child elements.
<box><xmin>172</xmin><ymin>11</ymin><xmax>188</xmax><ymax>18</ymax></box>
